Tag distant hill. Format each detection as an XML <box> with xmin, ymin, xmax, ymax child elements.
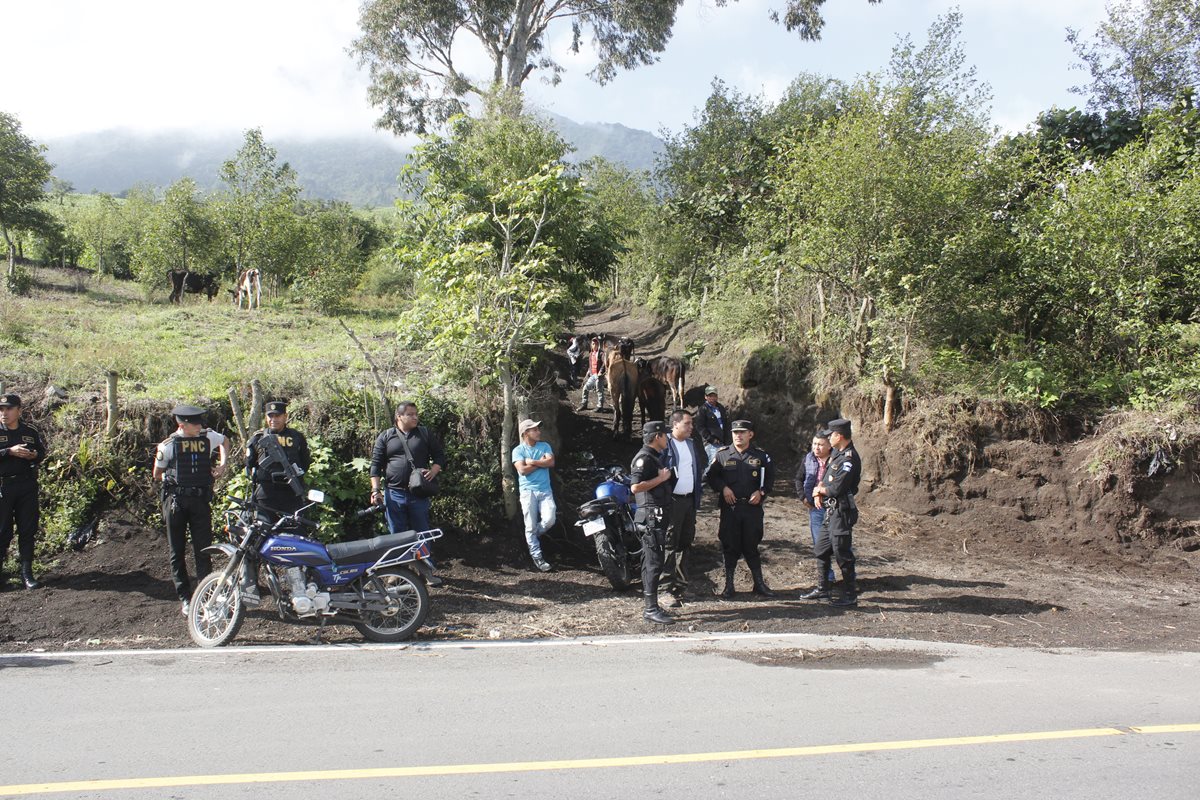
<box><xmin>42</xmin><ymin>118</ymin><xmax>663</xmax><ymax>207</ymax></box>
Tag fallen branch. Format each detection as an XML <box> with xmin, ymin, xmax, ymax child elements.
<box><xmin>1018</xmin><ymin>615</ymin><xmax>1046</xmax><ymax>628</ymax></box>
<box><xmin>962</xmin><ymin>538</ymin><xmax>970</xmax><ymax>554</ymax></box>
<box><xmin>987</xmin><ymin>615</ymin><xmax>1016</xmax><ymax>626</ymax></box>
<box><xmin>522</xmin><ymin>624</ymin><xmax>567</xmax><ymax>639</ymax></box>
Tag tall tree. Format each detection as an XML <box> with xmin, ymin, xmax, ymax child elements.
<box><xmin>217</xmin><ymin>129</ymin><xmax>301</xmax><ymax>282</ymax></box>
<box><xmin>351</xmin><ymin>0</ymin><xmax>686</xmax><ymax>134</ymax></box>
<box><xmin>0</xmin><ymin>111</ymin><xmax>53</xmax><ymax>282</ymax></box>
<box><xmin>1069</xmin><ymin>0</ymin><xmax>1200</xmax><ymax>114</ymax></box>
<box><xmin>350</xmin><ymin>0</ymin><xmax>883</xmax><ymax>135</ymax></box>
<box><xmin>395</xmin><ymin>108</ymin><xmax>615</xmax><ymax>515</ymax></box>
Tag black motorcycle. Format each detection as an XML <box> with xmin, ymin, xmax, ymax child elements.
<box><xmin>574</xmin><ymin>462</ymin><xmax>643</xmax><ymax>590</ymax></box>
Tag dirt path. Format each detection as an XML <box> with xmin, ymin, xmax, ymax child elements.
<box><xmin>2</xmin><ymin>305</ymin><xmax>1198</xmax><ymax>652</ymax></box>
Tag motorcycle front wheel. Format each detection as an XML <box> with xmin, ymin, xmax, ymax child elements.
<box><xmin>594</xmin><ymin>526</ymin><xmax>633</xmax><ymax>590</ymax></box>
<box><xmin>352</xmin><ymin>566</ymin><xmax>430</xmax><ymax>643</ymax></box>
<box><xmin>188</xmin><ymin>571</ymin><xmax>245</xmax><ymax>648</ymax></box>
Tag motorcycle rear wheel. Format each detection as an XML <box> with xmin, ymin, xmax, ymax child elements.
<box><xmin>352</xmin><ymin>567</ymin><xmax>430</xmax><ymax>643</ymax></box>
<box><xmin>594</xmin><ymin>527</ymin><xmax>632</xmax><ymax>590</ymax></box>
<box><xmin>188</xmin><ymin>572</ymin><xmax>245</xmax><ymax>648</ymax></box>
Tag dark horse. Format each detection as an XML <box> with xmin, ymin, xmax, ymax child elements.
<box><xmin>606</xmin><ymin>338</ymin><xmax>639</xmax><ymax>440</ymax></box>
<box><xmin>647</xmin><ymin>356</ymin><xmax>686</xmax><ymax>410</ymax></box>
<box><xmin>634</xmin><ymin>358</ymin><xmax>667</xmax><ymax>427</ymax></box>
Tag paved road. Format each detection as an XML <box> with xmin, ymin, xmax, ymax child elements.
<box><xmin>1</xmin><ymin>633</ymin><xmax>1197</xmax><ymax>798</ymax></box>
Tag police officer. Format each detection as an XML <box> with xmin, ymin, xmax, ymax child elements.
<box><xmin>152</xmin><ymin>404</ymin><xmax>229</xmax><ymax>615</ymax></box>
<box><xmin>246</xmin><ymin>400</ymin><xmax>311</xmax><ymax>517</ymax></box>
<box><xmin>807</xmin><ymin>418</ymin><xmax>861</xmax><ymax>607</ymax></box>
<box><xmin>707</xmin><ymin>419</ymin><xmax>777</xmax><ymax>599</ymax></box>
<box><xmin>0</xmin><ymin>394</ymin><xmax>46</xmax><ymax>590</ymax></box>
<box><xmin>629</xmin><ymin>420</ymin><xmax>675</xmax><ymax>625</ymax></box>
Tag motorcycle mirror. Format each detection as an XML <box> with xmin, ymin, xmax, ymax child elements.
<box><xmin>307</xmin><ymin>489</ymin><xmax>325</xmax><ymax>504</ymax></box>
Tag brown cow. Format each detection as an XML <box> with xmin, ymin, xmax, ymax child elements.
<box><xmin>606</xmin><ymin>338</ymin><xmax>639</xmax><ymax>440</ymax></box>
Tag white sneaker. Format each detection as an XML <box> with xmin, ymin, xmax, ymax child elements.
<box><xmin>181</xmin><ymin>600</ymin><xmax>190</xmax><ymax>616</ymax></box>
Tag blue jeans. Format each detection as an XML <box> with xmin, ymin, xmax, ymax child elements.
<box><xmin>520</xmin><ymin>489</ymin><xmax>557</xmax><ymax>560</ymax></box>
<box><xmin>384</xmin><ymin>487</ymin><xmax>432</xmax><ymax>534</ymax></box>
<box><xmin>810</xmin><ymin>507</ymin><xmax>836</xmax><ymax>583</ymax></box>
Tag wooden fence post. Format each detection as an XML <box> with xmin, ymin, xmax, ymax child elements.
<box><xmin>248</xmin><ymin>379</ymin><xmax>264</xmax><ymax>433</ymax></box>
<box><xmin>227</xmin><ymin>386</ymin><xmax>248</xmax><ymax>442</ymax></box>
<box><xmin>105</xmin><ymin>371</ymin><xmax>118</xmax><ymax>439</ymax></box>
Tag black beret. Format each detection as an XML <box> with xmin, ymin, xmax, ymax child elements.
<box><xmin>826</xmin><ymin>418</ymin><xmax>852</xmax><ymax>437</ymax></box>
<box><xmin>642</xmin><ymin>421</ymin><xmax>668</xmax><ymax>439</ymax></box>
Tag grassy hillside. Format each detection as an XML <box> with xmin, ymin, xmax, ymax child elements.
<box><xmin>0</xmin><ymin>265</ymin><xmax>411</xmax><ymax>403</ymax></box>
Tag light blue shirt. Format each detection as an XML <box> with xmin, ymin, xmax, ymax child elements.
<box><xmin>512</xmin><ymin>441</ymin><xmax>553</xmax><ymax>493</ymax></box>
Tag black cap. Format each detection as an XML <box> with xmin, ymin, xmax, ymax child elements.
<box><xmin>642</xmin><ymin>421</ymin><xmax>668</xmax><ymax>440</ymax></box>
<box><xmin>265</xmin><ymin>400</ymin><xmax>288</xmax><ymax>415</ymax></box>
<box><xmin>816</xmin><ymin>428</ymin><xmax>832</xmax><ymax>439</ymax></box>
<box><xmin>732</xmin><ymin>419</ymin><xmax>754</xmax><ymax>432</ymax></box>
<box><xmin>171</xmin><ymin>404</ymin><xmax>205</xmax><ymax>423</ymax></box>
<box><xmin>826</xmin><ymin>418</ymin><xmax>852</xmax><ymax>437</ymax></box>
<box><xmin>0</xmin><ymin>393</ymin><xmax>21</xmax><ymax>408</ymax></box>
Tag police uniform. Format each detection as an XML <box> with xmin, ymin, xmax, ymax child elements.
<box><xmin>707</xmin><ymin>419</ymin><xmax>777</xmax><ymax>598</ymax></box>
<box><xmin>155</xmin><ymin>405</ymin><xmax>223</xmax><ymax>604</ymax></box>
<box><xmin>812</xmin><ymin>418</ymin><xmax>861</xmax><ymax>607</ymax></box>
<box><xmin>629</xmin><ymin>421</ymin><xmax>674</xmax><ymax>624</ymax></box>
<box><xmin>246</xmin><ymin>400</ymin><xmax>311</xmax><ymax>518</ymax></box>
<box><xmin>0</xmin><ymin>394</ymin><xmax>46</xmax><ymax>590</ymax></box>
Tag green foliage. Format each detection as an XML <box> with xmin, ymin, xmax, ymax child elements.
<box><xmin>37</xmin><ymin>437</ymin><xmax>133</xmax><ymax>558</ymax></box>
<box><xmin>395</xmin><ymin>109</ymin><xmax>615</xmax><ymax>387</ymax></box>
<box><xmin>4</xmin><ymin>263</ymin><xmax>33</xmax><ymax>295</ymax></box>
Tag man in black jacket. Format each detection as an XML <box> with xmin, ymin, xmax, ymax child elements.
<box><xmin>369</xmin><ymin>402</ymin><xmax>446</xmax><ymax>534</ymax></box>
<box><xmin>629</xmin><ymin>421</ymin><xmax>675</xmax><ymax>625</ymax></box>
<box><xmin>0</xmin><ymin>394</ymin><xmax>46</xmax><ymax>590</ymax></box>
<box><xmin>808</xmin><ymin>418</ymin><xmax>862</xmax><ymax>607</ymax></box>
<box><xmin>707</xmin><ymin>419</ymin><xmax>776</xmax><ymax>599</ymax></box>
<box><xmin>695</xmin><ymin>386</ymin><xmax>730</xmax><ymax>473</ymax></box>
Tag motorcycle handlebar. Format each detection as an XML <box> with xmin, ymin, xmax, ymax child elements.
<box><xmin>292</xmin><ymin>515</ymin><xmax>319</xmax><ymax>530</ymax></box>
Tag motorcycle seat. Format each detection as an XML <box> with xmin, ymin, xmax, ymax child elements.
<box><xmin>579</xmin><ymin>496</ymin><xmax>620</xmax><ymax>518</ymax></box>
<box><xmin>328</xmin><ymin>530</ymin><xmax>421</xmax><ymax>564</ymax></box>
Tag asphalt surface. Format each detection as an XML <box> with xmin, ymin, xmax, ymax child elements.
<box><xmin>1</xmin><ymin>632</ymin><xmax>1197</xmax><ymax>798</ymax></box>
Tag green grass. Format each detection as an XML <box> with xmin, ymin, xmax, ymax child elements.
<box><xmin>0</xmin><ymin>265</ymin><xmax>415</xmax><ymax>403</ymax></box>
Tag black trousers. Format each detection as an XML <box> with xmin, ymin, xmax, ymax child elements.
<box><xmin>0</xmin><ymin>476</ymin><xmax>39</xmax><ymax>564</ymax></box>
<box><xmin>814</xmin><ymin>503</ymin><xmax>856</xmax><ymax>580</ymax></box>
<box><xmin>660</xmin><ymin>496</ymin><xmax>696</xmax><ymax>593</ymax></box>
<box><xmin>717</xmin><ymin>503</ymin><xmax>764</xmax><ymax>572</ymax></box>
<box><xmin>163</xmin><ymin>493</ymin><xmax>213</xmax><ymax>601</ymax></box>
<box><xmin>637</xmin><ymin>507</ymin><xmax>667</xmax><ymax>597</ymax></box>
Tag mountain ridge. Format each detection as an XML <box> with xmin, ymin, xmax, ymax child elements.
<box><xmin>42</xmin><ymin>117</ymin><xmax>663</xmax><ymax>207</ymax></box>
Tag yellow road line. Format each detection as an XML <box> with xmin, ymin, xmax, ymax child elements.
<box><xmin>2</xmin><ymin>724</ymin><xmax>1198</xmax><ymax>796</ymax></box>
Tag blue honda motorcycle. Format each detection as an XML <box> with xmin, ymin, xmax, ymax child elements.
<box><xmin>574</xmin><ymin>461</ymin><xmax>642</xmax><ymax>590</ymax></box>
<box><xmin>187</xmin><ymin>491</ymin><xmax>442</xmax><ymax>647</ymax></box>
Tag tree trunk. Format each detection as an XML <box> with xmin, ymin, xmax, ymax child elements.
<box><xmin>504</xmin><ymin>1</ymin><xmax>534</xmax><ymax>88</ymax></box>
<box><xmin>105</xmin><ymin>372</ymin><xmax>119</xmax><ymax>439</ymax></box>
<box><xmin>248</xmin><ymin>379</ymin><xmax>264</xmax><ymax>433</ymax></box>
<box><xmin>499</xmin><ymin>365</ymin><xmax>521</xmax><ymax>521</ymax></box>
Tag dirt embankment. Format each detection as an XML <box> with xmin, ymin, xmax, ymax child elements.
<box><xmin>1</xmin><ymin>304</ymin><xmax>1198</xmax><ymax>653</ymax></box>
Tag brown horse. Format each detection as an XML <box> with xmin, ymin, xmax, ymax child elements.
<box><xmin>634</xmin><ymin>358</ymin><xmax>667</xmax><ymax>427</ymax></box>
<box><xmin>647</xmin><ymin>356</ymin><xmax>686</xmax><ymax>409</ymax></box>
<box><xmin>606</xmin><ymin>338</ymin><xmax>639</xmax><ymax>439</ymax></box>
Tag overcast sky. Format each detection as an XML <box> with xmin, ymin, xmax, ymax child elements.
<box><xmin>6</xmin><ymin>0</ymin><xmax>1106</xmax><ymax>143</ymax></box>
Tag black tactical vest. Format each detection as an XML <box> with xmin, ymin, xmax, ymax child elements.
<box><xmin>170</xmin><ymin>435</ymin><xmax>213</xmax><ymax>488</ymax></box>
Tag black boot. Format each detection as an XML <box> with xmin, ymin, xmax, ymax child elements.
<box><xmin>20</xmin><ymin>561</ymin><xmax>41</xmax><ymax>590</ymax></box>
<box><xmin>643</xmin><ymin>593</ymin><xmax>674</xmax><ymax>625</ymax></box>
<box><xmin>830</xmin><ymin>567</ymin><xmax>858</xmax><ymax>608</ymax></box>
<box><xmin>749</xmin><ymin>563</ymin><xmax>776</xmax><ymax>598</ymax></box>
<box><xmin>799</xmin><ymin>560</ymin><xmax>832</xmax><ymax>600</ymax></box>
